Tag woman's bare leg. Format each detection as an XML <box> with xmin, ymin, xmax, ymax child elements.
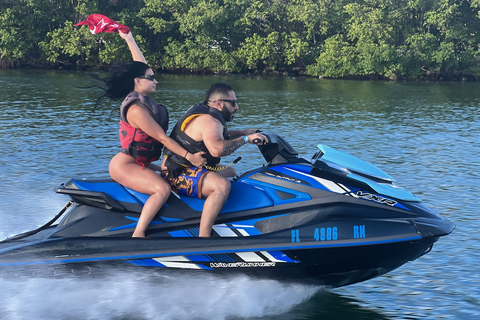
<box><xmin>109</xmin><ymin>153</ymin><xmax>171</xmax><ymax>237</ymax></box>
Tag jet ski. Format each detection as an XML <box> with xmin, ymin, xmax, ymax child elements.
<box><xmin>0</xmin><ymin>133</ymin><xmax>454</xmax><ymax>287</ymax></box>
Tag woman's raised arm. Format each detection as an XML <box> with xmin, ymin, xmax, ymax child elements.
<box><xmin>118</xmin><ymin>31</ymin><xmax>147</xmax><ymax>64</ymax></box>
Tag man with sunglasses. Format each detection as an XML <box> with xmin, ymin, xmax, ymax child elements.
<box><xmin>162</xmin><ymin>83</ymin><xmax>268</xmax><ymax>237</ymax></box>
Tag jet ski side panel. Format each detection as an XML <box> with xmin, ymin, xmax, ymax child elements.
<box><xmin>0</xmin><ymin>133</ymin><xmax>454</xmax><ymax>287</ymax></box>
<box><xmin>0</xmin><ymin>217</ymin><xmax>436</xmax><ymax>288</ymax></box>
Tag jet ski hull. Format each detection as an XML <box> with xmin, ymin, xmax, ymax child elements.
<box><xmin>0</xmin><ymin>198</ymin><xmax>449</xmax><ymax>287</ymax></box>
<box><xmin>0</xmin><ymin>134</ymin><xmax>454</xmax><ymax>287</ymax></box>
<box><xmin>0</xmin><ymin>229</ymin><xmax>438</xmax><ymax>287</ymax></box>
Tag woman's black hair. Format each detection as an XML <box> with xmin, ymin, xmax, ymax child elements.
<box><xmin>93</xmin><ymin>61</ymin><xmax>150</xmax><ymax>111</ymax></box>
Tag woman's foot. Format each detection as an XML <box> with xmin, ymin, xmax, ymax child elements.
<box><xmin>132</xmin><ymin>232</ymin><xmax>146</xmax><ymax>238</ymax></box>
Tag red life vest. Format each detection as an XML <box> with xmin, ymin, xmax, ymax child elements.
<box><xmin>119</xmin><ymin>91</ymin><xmax>169</xmax><ymax>166</ymax></box>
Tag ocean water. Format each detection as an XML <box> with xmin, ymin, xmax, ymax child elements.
<box><xmin>0</xmin><ymin>70</ymin><xmax>478</xmax><ymax>319</ymax></box>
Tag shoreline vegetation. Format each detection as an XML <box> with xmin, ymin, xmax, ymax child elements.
<box><xmin>1</xmin><ymin>0</ymin><xmax>479</xmax><ymax>81</ymax></box>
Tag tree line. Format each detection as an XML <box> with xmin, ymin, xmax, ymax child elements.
<box><xmin>1</xmin><ymin>0</ymin><xmax>479</xmax><ymax>80</ymax></box>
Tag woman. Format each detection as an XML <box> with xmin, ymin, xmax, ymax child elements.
<box><xmin>102</xmin><ymin>31</ymin><xmax>206</xmax><ymax>237</ymax></box>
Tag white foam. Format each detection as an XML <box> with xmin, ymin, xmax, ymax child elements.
<box><xmin>0</xmin><ymin>271</ymin><xmax>321</xmax><ymax>320</ymax></box>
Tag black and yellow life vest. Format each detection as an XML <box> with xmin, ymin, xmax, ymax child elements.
<box><xmin>163</xmin><ymin>103</ymin><xmax>229</xmax><ymax>177</ymax></box>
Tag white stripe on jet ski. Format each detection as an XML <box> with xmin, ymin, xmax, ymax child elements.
<box><xmin>237</xmin><ymin>229</ymin><xmax>250</xmax><ymax>237</ymax></box>
<box><xmin>153</xmin><ymin>256</ymin><xmax>189</xmax><ymax>262</ymax></box>
<box><xmin>285</xmin><ymin>168</ymin><xmax>345</xmax><ymax>193</ymax></box>
<box><xmin>236</xmin><ymin>252</ymin><xmax>265</xmax><ymax>262</ymax></box>
<box><xmin>152</xmin><ymin>256</ymin><xmax>204</xmax><ymax>269</ymax></box>
<box><xmin>338</xmin><ymin>183</ymin><xmax>359</xmax><ymax>198</ymax></box>
<box><xmin>159</xmin><ymin>261</ymin><xmax>203</xmax><ymax>269</ymax></box>
<box><xmin>212</xmin><ymin>224</ymin><xmax>238</xmax><ymax>237</ymax></box>
<box><xmin>230</xmin><ymin>224</ymin><xmax>256</xmax><ymax>228</ymax></box>
<box><xmin>260</xmin><ymin>251</ymin><xmax>285</xmax><ymax>262</ymax></box>
<box><xmin>170</xmin><ymin>190</ymin><xmax>181</xmax><ymax>199</ymax></box>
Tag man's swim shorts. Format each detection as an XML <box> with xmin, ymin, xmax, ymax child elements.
<box><xmin>161</xmin><ymin>167</ymin><xmax>211</xmax><ymax>198</ymax></box>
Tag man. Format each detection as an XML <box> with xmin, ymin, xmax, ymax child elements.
<box><xmin>162</xmin><ymin>83</ymin><xmax>268</xmax><ymax>237</ymax></box>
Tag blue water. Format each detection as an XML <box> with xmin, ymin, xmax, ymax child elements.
<box><xmin>0</xmin><ymin>70</ymin><xmax>478</xmax><ymax>319</ymax></box>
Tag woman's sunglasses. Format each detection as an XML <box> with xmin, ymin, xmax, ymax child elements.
<box><xmin>137</xmin><ymin>75</ymin><xmax>155</xmax><ymax>81</ymax></box>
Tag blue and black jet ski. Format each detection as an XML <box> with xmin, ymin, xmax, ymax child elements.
<box><xmin>0</xmin><ymin>133</ymin><xmax>454</xmax><ymax>287</ymax></box>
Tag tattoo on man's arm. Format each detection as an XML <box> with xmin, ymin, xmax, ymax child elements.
<box><xmin>220</xmin><ymin>139</ymin><xmax>244</xmax><ymax>157</ymax></box>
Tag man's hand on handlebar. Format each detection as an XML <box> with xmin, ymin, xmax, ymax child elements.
<box><xmin>247</xmin><ymin>133</ymin><xmax>268</xmax><ymax>145</ymax></box>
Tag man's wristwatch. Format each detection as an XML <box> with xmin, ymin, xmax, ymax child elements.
<box><xmin>242</xmin><ymin>136</ymin><xmax>249</xmax><ymax>144</ymax></box>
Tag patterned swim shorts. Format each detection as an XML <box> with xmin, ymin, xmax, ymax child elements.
<box><xmin>161</xmin><ymin>167</ymin><xmax>211</xmax><ymax>198</ymax></box>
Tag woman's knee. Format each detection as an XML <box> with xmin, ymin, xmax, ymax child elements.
<box><xmin>152</xmin><ymin>179</ymin><xmax>171</xmax><ymax>197</ymax></box>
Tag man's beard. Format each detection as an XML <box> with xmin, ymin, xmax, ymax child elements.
<box><xmin>221</xmin><ymin>105</ymin><xmax>234</xmax><ymax>122</ymax></box>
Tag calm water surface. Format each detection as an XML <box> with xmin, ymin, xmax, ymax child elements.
<box><xmin>0</xmin><ymin>70</ymin><xmax>479</xmax><ymax>320</ymax></box>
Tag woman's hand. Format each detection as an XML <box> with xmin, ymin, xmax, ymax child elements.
<box><xmin>118</xmin><ymin>31</ymin><xmax>133</xmax><ymax>41</ymax></box>
<box><xmin>187</xmin><ymin>151</ymin><xmax>207</xmax><ymax>168</ymax></box>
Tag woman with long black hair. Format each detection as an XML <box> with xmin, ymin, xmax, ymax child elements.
<box><xmin>100</xmin><ymin>31</ymin><xmax>205</xmax><ymax>237</ymax></box>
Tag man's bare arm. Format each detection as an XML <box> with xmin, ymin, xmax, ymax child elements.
<box><xmin>219</xmin><ymin>138</ymin><xmax>246</xmax><ymax>157</ymax></box>
<box><xmin>228</xmin><ymin>129</ymin><xmax>256</xmax><ymax>139</ymax></box>
<box><xmin>196</xmin><ymin>117</ymin><xmax>267</xmax><ymax>158</ymax></box>
<box><xmin>219</xmin><ymin>132</ymin><xmax>268</xmax><ymax>156</ymax></box>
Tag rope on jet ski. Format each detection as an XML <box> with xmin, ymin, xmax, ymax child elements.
<box><xmin>203</xmin><ymin>138</ymin><xmax>263</xmax><ymax>171</ymax></box>
<box><xmin>0</xmin><ymin>201</ymin><xmax>74</xmax><ymax>243</ymax></box>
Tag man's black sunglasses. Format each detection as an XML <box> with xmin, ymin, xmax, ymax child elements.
<box><xmin>137</xmin><ymin>75</ymin><xmax>156</xmax><ymax>81</ymax></box>
<box><xmin>219</xmin><ymin>99</ymin><xmax>237</xmax><ymax>105</ymax></box>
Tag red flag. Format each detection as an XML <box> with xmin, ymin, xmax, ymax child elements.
<box><xmin>75</xmin><ymin>14</ymin><xmax>130</xmax><ymax>34</ymax></box>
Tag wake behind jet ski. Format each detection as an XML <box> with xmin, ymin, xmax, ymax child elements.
<box><xmin>0</xmin><ymin>133</ymin><xmax>454</xmax><ymax>287</ymax></box>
